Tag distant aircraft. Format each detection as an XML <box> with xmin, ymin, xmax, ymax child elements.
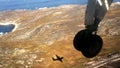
<box><xmin>52</xmin><ymin>55</ymin><xmax>64</xmax><ymax>62</ymax></box>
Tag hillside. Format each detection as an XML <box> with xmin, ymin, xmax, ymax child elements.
<box><xmin>0</xmin><ymin>3</ymin><xmax>120</xmax><ymax>68</ymax></box>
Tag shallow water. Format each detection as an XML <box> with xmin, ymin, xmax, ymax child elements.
<box><xmin>0</xmin><ymin>24</ymin><xmax>15</xmax><ymax>35</ymax></box>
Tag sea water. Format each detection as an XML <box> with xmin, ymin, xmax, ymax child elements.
<box><xmin>0</xmin><ymin>0</ymin><xmax>88</xmax><ymax>11</ymax></box>
<box><xmin>0</xmin><ymin>24</ymin><xmax>15</xmax><ymax>35</ymax></box>
<box><xmin>0</xmin><ymin>0</ymin><xmax>119</xmax><ymax>11</ymax></box>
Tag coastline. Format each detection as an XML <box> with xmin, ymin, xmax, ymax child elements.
<box><xmin>0</xmin><ymin>4</ymin><xmax>85</xmax><ymax>12</ymax></box>
<box><xmin>0</xmin><ymin>1</ymin><xmax>119</xmax><ymax>12</ymax></box>
<box><xmin>0</xmin><ymin>1</ymin><xmax>119</xmax><ymax>68</ymax></box>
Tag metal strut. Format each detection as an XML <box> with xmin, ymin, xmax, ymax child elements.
<box><xmin>85</xmin><ymin>0</ymin><xmax>113</xmax><ymax>33</ymax></box>
<box><xmin>73</xmin><ymin>0</ymin><xmax>113</xmax><ymax>58</ymax></box>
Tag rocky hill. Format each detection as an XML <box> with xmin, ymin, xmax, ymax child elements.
<box><xmin>0</xmin><ymin>3</ymin><xmax>120</xmax><ymax>68</ymax></box>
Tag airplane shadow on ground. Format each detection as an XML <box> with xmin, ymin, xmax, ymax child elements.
<box><xmin>52</xmin><ymin>55</ymin><xmax>64</xmax><ymax>62</ymax></box>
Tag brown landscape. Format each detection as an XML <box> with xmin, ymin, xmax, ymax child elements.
<box><xmin>0</xmin><ymin>3</ymin><xmax>120</xmax><ymax>68</ymax></box>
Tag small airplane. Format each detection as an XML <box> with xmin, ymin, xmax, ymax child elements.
<box><xmin>52</xmin><ymin>55</ymin><xmax>64</xmax><ymax>62</ymax></box>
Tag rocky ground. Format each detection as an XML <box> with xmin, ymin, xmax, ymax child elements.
<box><xmin>0</xmin><ymin>2</ymin><xmax>120</xmax><ymax>68</ymax></box>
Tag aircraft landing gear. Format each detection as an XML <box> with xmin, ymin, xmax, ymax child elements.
<box><xmin>73</xmin><ymin>29</ymin><xmax>103</xmax><ymax>58</ymax></box>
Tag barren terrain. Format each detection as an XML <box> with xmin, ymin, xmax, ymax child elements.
<box><xmin>0</xmin><ymin>3</ymin><xmax>120</xmax><ymax>68</ymax></box>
